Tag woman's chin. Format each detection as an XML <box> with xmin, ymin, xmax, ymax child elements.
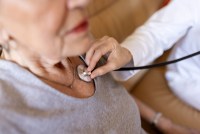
<box><xmin>74</xmin><ymin>41</ymin><xmax>92</xmax><ymax>56</ymax></box>
<box><xmin>62</xmin><ymin>35</ymin><xmax>93</xmax><ymax>57</ymax></box>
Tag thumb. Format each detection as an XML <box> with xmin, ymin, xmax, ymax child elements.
<box><xmin>90</xmin><ymin>62</ymin><xmax>117</xmax><ymax>79</ymax></box>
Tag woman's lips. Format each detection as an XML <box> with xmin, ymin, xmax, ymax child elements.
<box><xmin>67</xmin><ymin>20</ymin><xmax>89</xmax><ymax>35</ymax></box>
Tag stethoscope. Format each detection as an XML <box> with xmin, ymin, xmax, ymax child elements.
<box><xmin>77</xmin><ymin>51</ymin><xmax>200</xmax><ymax>82</ymax></box>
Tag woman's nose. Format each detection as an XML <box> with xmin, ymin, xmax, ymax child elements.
<box><xmin>67</xmin><ymin>0</ymin><xmax>90</xmax><ymax>9</ymax></box>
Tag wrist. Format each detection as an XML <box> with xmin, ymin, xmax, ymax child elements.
<box><xmin>121</xmin><ymin>47</ymin><xmax>133</xmax><ymax>63</ymax></box>
<box><xmin>155</xmin><ymin>115</ymin><xmax>173</xmax><ymax>133</ymax></box>
<box><xmin>151</xmin><ymin>112</ymin><xmax>163</xmax><ymax>126</ymax></box>
<box><xmin>150</xmin><ymin>112</ymin><xmax>173</xmax><ymax>132</ymax></box>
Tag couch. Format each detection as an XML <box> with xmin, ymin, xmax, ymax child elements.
<box><xmin>87</xmin><ymin>0</ymin><xmax>200</xmax><ymax>132</ymax></box>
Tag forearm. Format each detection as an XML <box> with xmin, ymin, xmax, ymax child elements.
<box><xmin>134</xmin><ymin>97</ymin><xmax>158</xmax><ymax>124</ymax></box>
<box><xmin>121</xmin><ymin>0</ymin><xmax>194</xmax><ymax>69</ymax></box>
<box><xmin>132</xmin><ymin>96</ymin><xmax>200</xmax><ymax>134</ymax></box>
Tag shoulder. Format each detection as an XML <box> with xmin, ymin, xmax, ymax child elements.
<box><xmin>0</xmin><ymin>61</ymin><xmax>28</xmax><ymax>105</ymax></box>
<box><xmin>0</xmin><ymin>113</ymin><xmax>21</xmax><ymax>134</ymax></box>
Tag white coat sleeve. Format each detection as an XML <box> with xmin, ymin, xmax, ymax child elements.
<box><xmin>112</xmin><ymin>0</ymin><xmax>195</xmax><ymax>81</ymax></box>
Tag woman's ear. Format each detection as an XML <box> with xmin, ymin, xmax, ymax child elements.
<box><xmin>0</xmin><ymin>29</ymin><xmax>11</xmax><ymax>51</ymax></box>
<box><xmin>0</xmin><ymin>44</ymin><xmax>2</xmax><ymax>56</ymax></box>
<box><xmin>0</xmin><ymin>25</ymin><xmax>2</xmax><ymax>55</ymax></box>
<box><xmin>0</xmin><ymin>29</ymin><xmax>9</xmax><ymax>42</ymax></box>
<box><xmin>0</xmin><ymin>28</ymin><xmax>17</xmax><ymax>58</ymax></box>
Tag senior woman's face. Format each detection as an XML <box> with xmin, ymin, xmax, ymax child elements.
<box><xmin>0</xmin><ymin>0</ymin><xmax>91</xmax><ymax>63</ymax></box>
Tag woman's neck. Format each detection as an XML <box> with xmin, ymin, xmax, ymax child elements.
<box><xmin>25</xmin><ymin>57</ymin><xmax>77</xmax><ymax>87</ymax></box>
<box><xmin>3</xmin><ymin>49</ymin><xmax>76</xmax><ymax>87</ymax></box>
<box><xmin>2</xmin><ymin>48</ymin><xmax>95</xmax><ymax>98</ymax></box>
<box><xmin>31</xmin><ymin>57</ymin><xmax>95</xmax><ymax>98</ymax></box>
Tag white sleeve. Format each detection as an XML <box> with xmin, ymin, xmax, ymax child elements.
<box><xmin>112</xmin><ymin>0</ymin><xmax>195</xmax><ymax>81</ymax></box>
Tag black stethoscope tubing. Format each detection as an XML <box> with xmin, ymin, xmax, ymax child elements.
<box><xmin>115</xmin><ymin>51</ymin><xmax>200</xmax><ymax>71</ymax></box>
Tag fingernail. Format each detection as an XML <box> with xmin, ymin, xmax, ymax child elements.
<box><xmin>90</xmin><ymin>74</ymin><xmax>95</xmax><ymax>79</ymax></box>
<box><xmin>91</xmin><ymin>73</ymin><xmax>99</xmax><ymax>79</ymax></box>
<box><xmin>87</xmin><ymin>67</ymin><xmax>91</xmax><ymax>72</ymax></box>
<box><xmin>85</xmin><ymin>59</ymin><xmax>89</xmax><ymax>65</ymax></box>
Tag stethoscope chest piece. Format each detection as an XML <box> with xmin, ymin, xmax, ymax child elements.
<box><xmin>77</xmin><ymin>65</ymin><xmax>92</xmax><ymax>82</ymax></box>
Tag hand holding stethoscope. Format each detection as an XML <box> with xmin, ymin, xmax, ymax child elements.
<box><xmin>82</xmin><ymin>36</ymin><xmax>200</xmax><ymax>80</ymax></box>
<box><xmin>85</xmin><ymin>36</ymin><xmax>133</xmax><ymax>79</ymax></box>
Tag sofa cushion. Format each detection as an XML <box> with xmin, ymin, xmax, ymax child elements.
<box><xmin>87</xmin><ymin>0</ymin><xmax>163</xmax><ymax>42</ymax></box>
<box><xmin>87</xmin><ymin>0</ymin><xmax>116</xmax><ymax>17</ymax></box>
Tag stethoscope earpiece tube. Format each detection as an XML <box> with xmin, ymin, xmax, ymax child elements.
<box><xmin>115</xmin><ymin>51</ymin><xmax>200</xmax><ymax>71</ymax></box>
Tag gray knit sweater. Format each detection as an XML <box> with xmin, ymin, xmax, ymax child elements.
<box><xmin>0</xmin><ymin>60</ymin><xmax>146</xmax><ymax>134</ymax></box>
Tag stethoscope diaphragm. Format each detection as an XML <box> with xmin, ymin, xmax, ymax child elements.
<box><xmin>77</xmin><ymin>64</ymin><xmax>92</xmax><ymax>82</ymax></box>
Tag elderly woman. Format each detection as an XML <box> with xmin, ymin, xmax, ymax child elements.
<box><xmin>0</xmin><ymin>0</ymin><xmax>146</xmax><ymax>134</ymax></box>
<box><xmin>1</xmin><ymin>0</ymin><xmax>199</xmax><ymax>134</ymax></box>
